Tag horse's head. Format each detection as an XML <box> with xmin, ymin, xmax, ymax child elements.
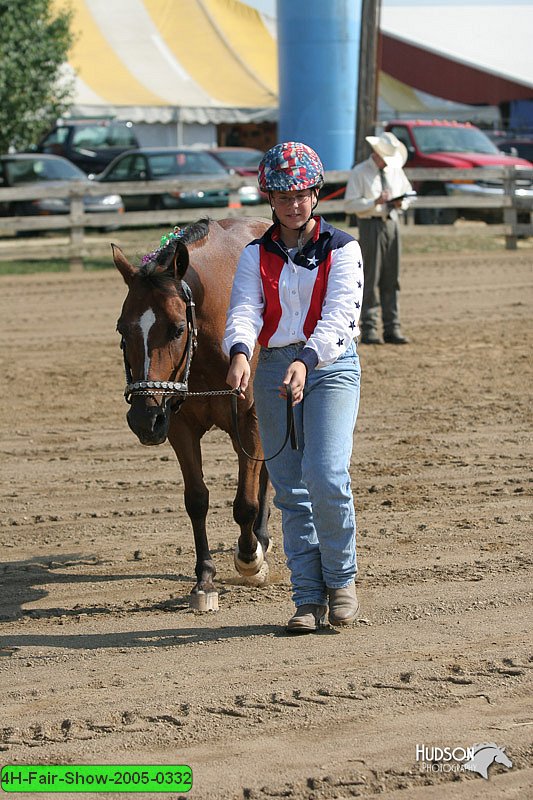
<box><xmin>113</xmin><ymin>229</ymin><xmax>197</xmax><ymax>445</ymax></box>
<box><xmin>464</xmin><ymin>743</ymin><xmax>513</xmax><ymax>779</ymax></box>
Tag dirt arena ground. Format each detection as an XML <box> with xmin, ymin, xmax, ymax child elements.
<box><xmin>0</xmin><ymin>230</ymin><xmax>532</xmax><ymax>799</ymax></box>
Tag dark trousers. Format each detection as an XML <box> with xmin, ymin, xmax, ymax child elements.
<box><xmin>357</xmin><ymin>217</ymin><xmax>401</xmax><ymax>334</ymax></box>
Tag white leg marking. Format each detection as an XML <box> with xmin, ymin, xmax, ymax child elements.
<box><xmin>138</xmin><ymin>308</ymin><xmax>156</xmax><ymax>379</ymax></box>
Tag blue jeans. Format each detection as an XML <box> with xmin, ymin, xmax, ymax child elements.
<box><xmin>253</xmin><ymin>341</ymin><xmax>361</xmax><ymax>607</ymax></box>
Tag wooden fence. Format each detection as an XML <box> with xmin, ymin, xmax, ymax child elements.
<box><xmin>0</xmin><ymin>166</ymin><xmax>531</xmax><ymax>269</ymax></box>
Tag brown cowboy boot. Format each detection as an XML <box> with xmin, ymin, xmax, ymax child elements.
<box><xmin>328</xmin><ymin>582</ymin><xmax>360</xmax><ymax>626</ymax></box>
<box><xmin>286</xmin><ymin>604</ymin><xmax>328</xmax><ymax>634</ymax></box>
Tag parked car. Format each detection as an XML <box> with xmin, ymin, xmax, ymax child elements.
<box><xmin>94</xmin><ymin>147</ymin><xmax>230</xmax><ymax>210</ymax></box>
<box><xmin>493</xmin><ymin>136</ymin><xmax>533</xmax><ymax>163</ymax></box>
<box><xmin>208</xmin><ymin>146</ymin><xmax>263</xmax><ymax>174</ymax></box>
<box><xmin>208</xmin><ymin>147</ymin><xmax>264</xmax><ymax>204</ymax></box>
<box><xmin>0</xmin><ymin>153</ymin><xmax>124</xmax><ymax>220</ymax></box>
<box><xmin>35</xmin><ymin>120</ymin><xmax>139</xmax><ymax>175</ymax></box>
<box><xmin>384</xmin><ymin>120</ymin><xmax>533</xmax><ymax>224</ymax></box>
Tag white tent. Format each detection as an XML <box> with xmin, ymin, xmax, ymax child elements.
<box><xmin>380</xmin><ymin>1</ymin><xmax>533</xmax><ymax>102</ymax></box>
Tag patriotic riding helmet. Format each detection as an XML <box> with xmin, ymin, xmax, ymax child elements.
<box><xmin>258</xmin><ymin>142</ymin><xmax>324</xmax><ymax>193</ymax></box>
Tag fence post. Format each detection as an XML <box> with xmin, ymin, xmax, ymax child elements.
<box><xmin>69</xmin><ymin>191</ymin><xmax>85</xmax><ymax>271</ymax></box>
<box><xmin>503</xmin><ymin>167</ymin><xmax>517</xmax><ymax>251</ymax></box>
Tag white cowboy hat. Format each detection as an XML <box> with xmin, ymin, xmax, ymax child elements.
<box><xmin>365</xmin><ymin>131</ymin><xmax>408</xmax><ymax>167</ymax></box>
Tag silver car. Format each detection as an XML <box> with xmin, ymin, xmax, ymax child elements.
<box><xmin>0</xmin><ymin>153</ymin><xmax>123</xmax><ymax>217</ymax></box>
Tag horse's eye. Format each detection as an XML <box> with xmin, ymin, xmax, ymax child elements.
<box><xmin>172</xmin><ymin>323</ymin><xmax>186</xmax><ymax>339</ymax></box>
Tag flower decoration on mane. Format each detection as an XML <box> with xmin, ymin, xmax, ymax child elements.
<box><xmin>141</xmin><ymin>226</ymin><xmax>183</xmax><ymax>265</ymax></box>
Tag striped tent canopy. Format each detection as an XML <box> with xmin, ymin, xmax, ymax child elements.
<box><xmin>55</xmin><ymin>0</ymin><xmax>278</xmax><ymax>123</ymax></box>
<box><xmin>55</xmin><ymin>0</ymin><xmax>523</xmax><ymax>128</ymax></box>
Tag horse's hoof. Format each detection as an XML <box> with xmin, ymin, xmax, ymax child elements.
<box><xmin>189</xmin><ymin>591</ymin><xmax>219</xmax><ymax>612</ymax></box>
<box><xmin>238</xmin><ymin>561</ymin><xmax>270</xmax><ymax>587</ymax></box>
<box><xmin>234</xmin><ymin>541</ymin><xmax>264</xmax><ymax>576</ymax></box>
<box><xmin>256</xmin><ymin>535</ymin><xmax>273</xmax><ymax>555</ymax></box>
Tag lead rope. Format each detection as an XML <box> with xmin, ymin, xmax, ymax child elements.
<box><xmin>230</xmin><ymin>385</ymin><xmax>298</xmax><ymax>462</ymax></box>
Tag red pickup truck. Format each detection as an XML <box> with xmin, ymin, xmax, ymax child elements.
<box><xmin>384</xmin><ymin>120</ymin><xmax>533</xmax><ymax>224</ymax></box>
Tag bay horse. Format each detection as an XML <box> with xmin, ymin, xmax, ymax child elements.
<box><xmin>112</xmin><ymin>217</ymin><xmax>271</xmax><ymax>606</ymax></box>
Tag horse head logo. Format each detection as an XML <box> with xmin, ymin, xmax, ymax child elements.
<box><xmin>463</xmin><ymin>743</ymin><xmax>513</xmax><ymax>779</ymax></box>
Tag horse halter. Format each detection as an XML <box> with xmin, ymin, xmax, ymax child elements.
<box><xmin>122</xmin><ymin>280</ymin><xmax>198</xmax><ymax>406</ymax></box>
<box><xmin>120</xmin><ymin>279</ymin><xmax>298</xmax><ymax>460</ymax></box>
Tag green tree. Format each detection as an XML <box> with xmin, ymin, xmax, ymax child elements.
<box><xmin>0</xmin><ymin>0</ymin><xmax>75</xmax><ymax>153</ymax></box>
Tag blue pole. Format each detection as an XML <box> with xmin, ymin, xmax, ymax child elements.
<box><xmin>277</xmin><ymin>0</ymin><xmax>362</xmax><ymax>170</ymax></box>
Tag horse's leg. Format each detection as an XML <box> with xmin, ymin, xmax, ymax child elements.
<box><xmin>231</xmin><ymin>409</ymin><xmax>270</xmax><ymax>580</ymax></box>
<box><xmin>254</xmin><ymin>463</ymin><xmax>271</xmax><ymax>553</ymax></box>
<box><xmin>169</xmin><ymin>420</ymin><xmax>215</xmax><ymax>595</ymax></box>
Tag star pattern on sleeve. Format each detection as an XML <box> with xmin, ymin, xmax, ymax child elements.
<box><xmin>337</xmin><ymin>337</ymin><xmax>344</xmax><ymax>347</ymax></box>
<box><xmin>349</xmin><ymin>320</ymin><xmax>356</xmax><ymax>330</ymax></box>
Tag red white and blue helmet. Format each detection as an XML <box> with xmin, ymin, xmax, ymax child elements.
<box><xmin>258</xmin><ymin>142</ymin><xmax>324</xmax><ymax>193</ymax></box>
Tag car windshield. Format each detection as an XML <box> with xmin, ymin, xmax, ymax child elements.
<box><xmin>41</xmin><ymin>128</ymin><xmax>69</xmax><ymax>147</ymax></box>
<box><xmin>149</xmin><ymin>152</ymin><xmax>227</xmax><ymax>177</ymax></box>
<box><xmin>413</xmin><ymin>126</ymin><xmax>500</xmax><ymax>155</ymax></box>
<box><xmin>215</xmin><ymin>150</ymin><xmax>263</xmax><ymax>169</ymax></box>
<box><xmin>4</xmin><ymin>158</ymin><xmax>85</xmax><ymax>184</ymax></box>
<box><xmin>72</xmin><ymin>124</ymin><xmax>137</xmax><ymax>149</ymax></box>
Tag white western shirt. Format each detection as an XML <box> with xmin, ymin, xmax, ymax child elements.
<box><xmin>223</xmin><ymin>219</ymin><xmax>364</xmax><ymax>370</ymax></box>
<box><xmin>344</xmin><ymin>156</ymin><xmax>413</xmax><ymax>219</ymax></box>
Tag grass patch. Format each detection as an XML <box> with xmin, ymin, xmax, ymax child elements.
<box><xmin>0</xmin><ymin>259</ymin><xmax>113</xmax><ymax>275</ymax></box>
<box><xmin>0</xmin><ymin>222</ymin><xmax>528</xmax><ymax>275</ymax></box>
<box><xmin>341</xmin><ymin>222</ymin><xmax>531</xmax><ymax>256</ymax></box>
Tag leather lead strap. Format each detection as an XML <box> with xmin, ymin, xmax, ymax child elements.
<box><xmin>230</xmin><ymin>385</ymin><xmax>298</xmax><ymax>463</ymax></box>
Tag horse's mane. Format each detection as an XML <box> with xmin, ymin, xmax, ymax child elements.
<box><xmin>138</xmin><ymin>218</ymin><xmax>210</xmax><ymax>293</ymax></box>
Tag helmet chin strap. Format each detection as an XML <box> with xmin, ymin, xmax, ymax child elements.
<box><xmin>296</xmin><ymin>190</ymin><xmax>320</xmax><ymax>251</ymax></box>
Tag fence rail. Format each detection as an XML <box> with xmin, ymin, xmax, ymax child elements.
<box><xmin>0</xmin><ymin>166</ymin><xmax>531</xmax><ymax>268</ymax></box>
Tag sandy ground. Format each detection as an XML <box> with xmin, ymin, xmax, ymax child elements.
<box><xmin>0</xmin><ymin>233</ymin><xmax>532</xmax><ymax>799</ymax></box>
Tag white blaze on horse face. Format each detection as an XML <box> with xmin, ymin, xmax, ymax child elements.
<box><xmin>138</xmin><ymin>308</ymin><xmax>156</xmax><ymax>379</ymax></box>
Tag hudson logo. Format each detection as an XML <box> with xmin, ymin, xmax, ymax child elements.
<box><xmin>416</xmin><ymin>743</ymin><xmax>513</xmax><ymax>778</ymax></box>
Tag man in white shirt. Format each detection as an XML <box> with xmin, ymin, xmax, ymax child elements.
<box><xmin>344</xmin><ymin>132</ymin><xmax>413</xmax><ymax>345</ymax></box>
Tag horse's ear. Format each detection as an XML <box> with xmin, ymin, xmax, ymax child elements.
<box><xmin>170</xmin><ymin>239</ymin><xmax>189</xmax><ymax>281</ymax></box>
<box><xmin>111</xmin><ymin>244</ymin><xmax>137</xmax><ymax>285</ymax></box>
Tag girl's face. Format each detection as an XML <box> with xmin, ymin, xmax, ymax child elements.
<box><xmin>270</xmin><ymin>189</ymin><xmax>315</xmax><ymax>228</ymax></box>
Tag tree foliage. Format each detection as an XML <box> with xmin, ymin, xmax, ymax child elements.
<box><xmin>0</xmin><ymin>0</ymin><xmax>75</xmax><ymax>153</ymax></box>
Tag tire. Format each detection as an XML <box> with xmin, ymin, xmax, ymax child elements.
<box><xmin>415</xmin><ymin>188</ymin><xmax>458</xmax><ymax>225</ymax></box>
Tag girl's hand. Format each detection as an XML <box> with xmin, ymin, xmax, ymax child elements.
<box><xmin>280</xmin><ymin>360</ymin><xmax>307</xmax><ymax>406</ymax></box>
<box><xmin>226</xmin><ymin>353</ymin><xmax>250</xmax><ymax>398</ymax></box>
